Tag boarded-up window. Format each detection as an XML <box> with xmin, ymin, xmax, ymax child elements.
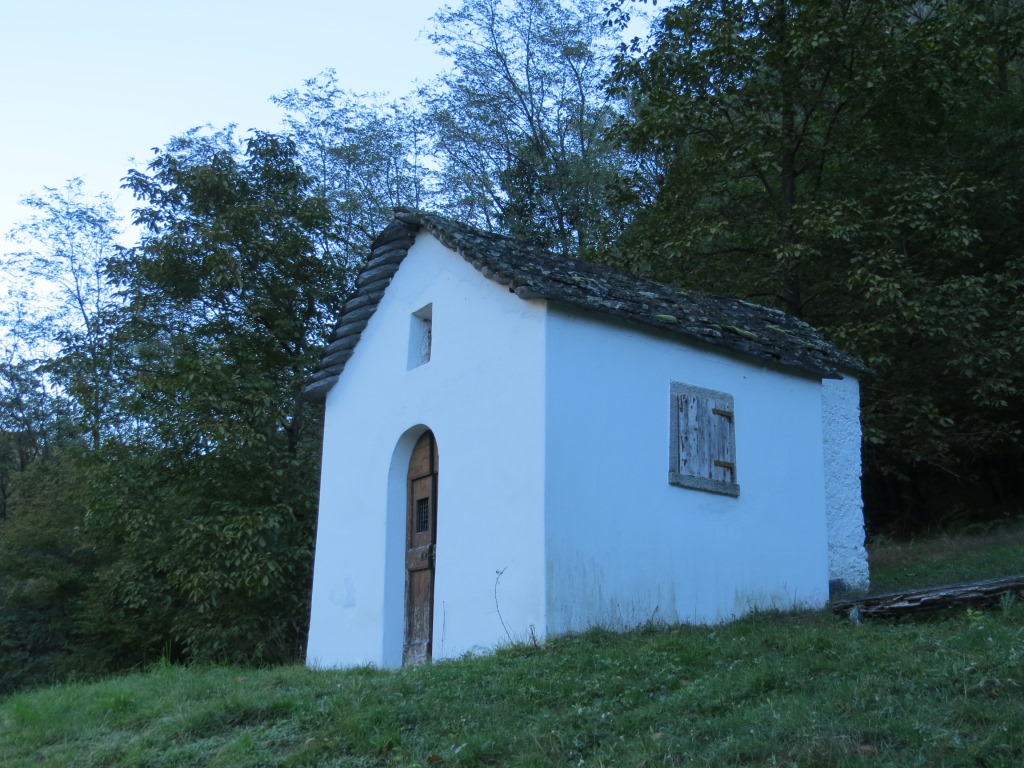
<box><xmin>669</xmin><ymin>382</ymin><xmax>740</xmax><ymax>496</ymax></box>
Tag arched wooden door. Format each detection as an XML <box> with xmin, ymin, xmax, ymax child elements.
<box><xmin>404</xmin><ymin>430</ymin><xmax>438</xmax><ymax>666</ymax></box>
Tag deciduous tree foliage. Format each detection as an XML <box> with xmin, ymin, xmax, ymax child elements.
<box><xmin>272</xmin><ymin>70</ymin><xmax>431</xmax><ymax>278</ymax></box>
<box><xmin>0</xmin><ymin>355</ymin><xmax>78</xmax><ymax>521</ymax></box>
<box><xmin>2</xmin><ymin>181</ymin><xmax>122</xmax><ymax>450</ymax></box>
<box><xmin>608</xmin><ymin>0</ymin><xmax>1024</xmax><ymax>529</ymax></box>
<box><xmin>0</xmin><ymin>446</ymin><xmax>101</xmax><ymax>692</ymax></box>
<box><xmin>0</xmin><ymin>184</ymin><xmax>124</xmax><ymax>689</ymax></box>
<box><xmin>83</xmin><ymin>129</ymin><xmax>344</xmax><ymax>664</ymax></box>
<box><xmin>0</xmin><ymin>131</ymin><xmax>348</xmax><ymax>687</ymax></box>
<box><xmin>424</xmin><ymin>0</ymin><xmax>623</xmax><ymax>257</ymax></box>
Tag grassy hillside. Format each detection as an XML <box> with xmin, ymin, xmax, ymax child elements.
<box><xmin>2</xmin><ymin>524</ymin><xmax>1023</xmax><ymax>768</ymax></box>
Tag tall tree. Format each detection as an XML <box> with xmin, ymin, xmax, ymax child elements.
<box><xmin>608</xmin><ymin>0</ymin><xmax>1024</xmax><ymax>529</ymax></box>
<box><xmin>79</xmin><ymin>128</ymin><xmax>344</xmax><ymax>664</ymax></box>
<box><xmin>2</xmin><ymin>180</ymin><xmax>122</xmax><ymax>449</ymax></box>
<box><xmin>425</xmin><ymin>0</ymin><xmax>622</xmax><ymax>257</ymax></box>
<box><xmin>0</xmin><ymin>181</ymin><xmax>123</xmax><ymax>690</ymax></box>
<box><xmin>272</xmin><ymin>70</ymin><xmax>431</xmax><ymax>281</ymax></box>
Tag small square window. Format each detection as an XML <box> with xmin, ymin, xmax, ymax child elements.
<box><xmin>669</xmin><ymin>381</ymin><xmax>739</xmax><ymax>496</ymax></box>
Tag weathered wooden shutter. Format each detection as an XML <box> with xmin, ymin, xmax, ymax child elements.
<box><xmin>707</xmin><ymin>398</ymin><xmax>736</xmax><ymax>484</ymax></box>
<box><xmin>670</xmin><ymin>383</ymin><xmax>739</xmax><ymax>496</ymax></box>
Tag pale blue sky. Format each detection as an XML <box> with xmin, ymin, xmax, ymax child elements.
<box><xmin>0</xmin><ymin>0</ymin><xmax>445</xmax><ymax>243</ymax></box>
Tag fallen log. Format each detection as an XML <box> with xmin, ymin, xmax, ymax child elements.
<box><xmin>833</xmin><ymin>574</ymin><xmax>1024</xmax><ymax>621</ymax></box>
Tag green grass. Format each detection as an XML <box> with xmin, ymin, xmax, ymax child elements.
<box><xmin>2</xmin><ymin>523</ymin><xmax>1023</xmax><ymax>767</ymax></box>
<box><xmin>869</xmin><ymin>520</ymin><xmax>1024</xmax><ymax>592</ymax></box>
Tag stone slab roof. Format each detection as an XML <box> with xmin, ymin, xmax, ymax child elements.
<box><xmin>304</xmin><ymin>209</ymin><xmax>866</xmax><ymax>402</ymax></box>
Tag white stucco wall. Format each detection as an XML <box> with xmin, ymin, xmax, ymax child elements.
<box><xmin>543</xmin><ymin>307</ymin><xmax>832</xmax><ymax>632</ymax></box>
<box><xmin>821</xmin><ymin>375</ymin><xmax>869</xmax><ymax>592</ymax></box>
<box><xmin>306</xmin><ymin>234</ymin><xmax>548</xmax><ymax>669</ymax></box>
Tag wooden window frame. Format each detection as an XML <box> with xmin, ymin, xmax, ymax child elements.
<box><xmin>669</xmin><ymin>381</ymin><xmax>740</xmax><ymax>497</ymax></box>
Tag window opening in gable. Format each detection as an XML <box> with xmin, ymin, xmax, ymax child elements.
<box><xmin>408</xmin><ymin>303</ymin><xmax>433</xmax><ymax>369</ymax></box>
<box><xmin>669</xmin><ymin>381</ymin><xmax>740</xmax><ymax>497</ymax></box>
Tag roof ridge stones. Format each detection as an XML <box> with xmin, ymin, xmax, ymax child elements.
<box><xmin>303</xmin><ymin>208</ymin><xmax>866</xmax><ymax>402</ymax></box>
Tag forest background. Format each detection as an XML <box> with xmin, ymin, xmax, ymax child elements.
<box><xmin>1</xmin><ymin>0</ymin><xmax>1022</xmax><ymax>694</ymax></box>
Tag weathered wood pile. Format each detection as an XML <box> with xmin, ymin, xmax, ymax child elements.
<box><xmin>833</xmin><ymin>574</ymin><xmax>1024</xmax><ymax>621</ymax></box>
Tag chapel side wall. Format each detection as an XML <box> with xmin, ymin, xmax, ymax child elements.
<box><xmin>306</xmin><ymin>235</ymin><xmax>547</xmax><ymax>669</ymax></box>
<box><xmin>821</xmin><ymin>375</ymin><xmax>869</xmax><ymax>593</ymax></box>
<box><xmin>543</xmin><ymin>307</ymin><xmax>831</xmax><ymax>633</ymax></box>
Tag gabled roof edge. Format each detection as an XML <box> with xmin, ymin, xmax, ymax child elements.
<box><xmin>304</xmin><ymin>208</ymin><xmax>868</xmax><ymax>403</ymax></box>
<box><xmin>302</xmin><ymin>218</ymin><xmax>420</xmax><ymax>403</ymax></box>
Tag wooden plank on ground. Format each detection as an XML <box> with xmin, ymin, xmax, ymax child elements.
<box><xmin>833</xmin><ymin>574</ymin><xmax>1024</xmax><ymax>620</ymax></box>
